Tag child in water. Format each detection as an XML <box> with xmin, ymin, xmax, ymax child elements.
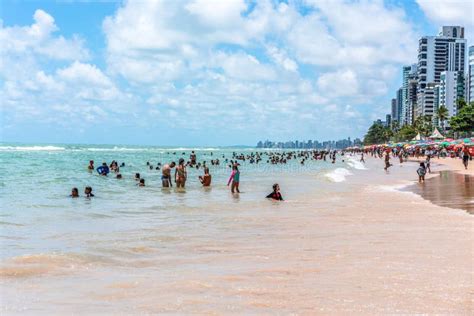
<box><xmin>227</xmin><ymin>164</ymin><xmax>240</xmax><ymax>193</ymax></box>
<box><xmin>266</xmin><ymin>183</ymin><xmax>283</xmax><ymax>201</ymax></box>
<box><xmin>417</xmin><ymin>162</ymin><xmax>426</xmax><ymax>183</ymax></box>
<box><xmin>84</xmin><ymin>186</ymin><xmax>94</xmax><ymax>197</ymax></box>
<box><xmin>199</xmin><ymin>167</ymin><xmax>212</xmax><ymax>187</ymax></box>
<box><xmin>138</xmin><ymin>178</ymin><xmax>145</xmax><ymax>187</ymax></box>
<box><xmin>70</xmin><ymin>187</ymin><xmax>79</xmax><ymax>198</ymax></box>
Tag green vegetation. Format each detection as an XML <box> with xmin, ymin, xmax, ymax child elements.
<box><xmin>363</xmin><ymin>101</ymin><xmax>473</xmax><ymax>145</ymax></box>
<box><xmin>436</xmin><ymin>105</ymin><xmax>449</xmax><ymax>134</ymax></box>
<box><xmin>449</xmin><ymin>101</ymin><xmax>474</xmax><ymax>136</ymax></box>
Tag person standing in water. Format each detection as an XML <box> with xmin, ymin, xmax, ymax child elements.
<box><xmin>417</xmin><ymin>162</ymin><xmax>426</xmax><ymax>183</ymax></box>
<box><xmin>462</xmin><ymin>146</ymin><xmax>470</xmax><ymax>170</ymax></box>
<box><xmin>198</xmin><ymin>167</ymin><xmax>212</xmax><ymax>187</ymax></box>
<box><xmin>175</xmin><ymin>158</ymin><xmax>187</xmax><ymax>188</ymax></box>
<box><xmin>162</xmin><ymin>161</ymin><xmax>176</xmax><ymax>188</ymax></box>
<box><xmin>88</xmin><ymin>160</ymin><xmax>94</xmax><ymax>171</ymax></box>
<box><xmin>227</xmin><ymin>164</ymin><xmax>240</xmax><ymax>193</ymax></box>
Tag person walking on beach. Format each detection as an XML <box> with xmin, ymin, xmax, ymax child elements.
<box><xmin>175</xmin><ymin>158</ymin><xmax>187</xmax><ymax>188</ymax></box>
<box><xmin>425</xmin><ymin>155</ymin><xmax>431</xmax><ymax>173</ymax></box>
<box><xmin>384</xmin><ymin>151</ymin><xmax>391</xmax><ymax>171</ymax></box>
<box><xmin>417</xmin><ymin>162</ymin><xmax>426</xmax><ymax>183</ymax></box>
<box><xmin>162</xmin><ymin>161</ymin><xmax>176</xmax><ymax>188</ymax></box>
<box><xmin>227</xmin><ymin>164</ymin><xmax>240</xmax><ymax>193</ymax></box>
<box><xmin>462</xmin><ymin>146</ymin><xmax>470</xmax><ymax>170</ymax></box>
<box><xmin>360</xmin><ymin>153</ymin><xmax>365</xmax><ymax>163</ymax></box>
<box><xmin>199</xmin><ymin>167</ymin><xmax>212</xmax><ymax>187</ymax></box>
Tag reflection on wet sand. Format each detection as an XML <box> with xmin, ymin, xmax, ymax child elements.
<box><xmin>405</xmin><ymin>171</ymin><xmax>474</xmax><ymax>214</ymax></box>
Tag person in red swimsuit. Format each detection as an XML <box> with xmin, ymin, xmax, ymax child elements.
<box><xmin>266</xmin><ymin>183</ymin><xmax>283</xmax><ymax>201</ymax></box>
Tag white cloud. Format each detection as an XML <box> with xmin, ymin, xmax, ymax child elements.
<box><xmin>416</xmin><ymin>0</ymin><xmax>474</xmax><ymax>43</ymax></box>
<box><xmin>0</xmin><ymin>9</ymin><xmax>89</xmax><ymax>61</ymax></box>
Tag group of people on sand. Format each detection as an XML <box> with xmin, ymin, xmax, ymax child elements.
<box><xmin>349</xmin><ymin>143</ymin><xmax>472</xmax><ymax>183</ymax></box>
<box><xmin>73</xmin><ymin>152</ymin><xmax>285</xmax><ymax>200</ymax></box>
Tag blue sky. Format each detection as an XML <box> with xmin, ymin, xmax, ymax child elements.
<box><xmin>1</xmin><ymin>0</ymin><xmax>472</xmax><ymax>146</ymax></box>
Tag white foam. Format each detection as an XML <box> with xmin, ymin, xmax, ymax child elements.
<box><xmin>0</xmin><ymin>146</ymin><xmax>65</xmax><ymax>151</ymax></box>
<box><xmin>325</xmin><ymin>168</ymin><xmax>353</xmax><ymax>183</ymax></box>
<box><xmin>346</xmin><ymin>157</ymin><xmax>368</xmax><ymax>170</ymax></box>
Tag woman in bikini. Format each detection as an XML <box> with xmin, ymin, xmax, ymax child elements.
<box><xmin>175</xmin><ymin>158</ymin><xmax>187</xmax><ymax>188</ymax></box>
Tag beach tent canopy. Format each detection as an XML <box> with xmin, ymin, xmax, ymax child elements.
<box><xmin>412</xmin><ymin>133</ymin><xmax>424</xmax><ymax>141</ymax></box>
<box><xmin>429</xmin><ymin>128</ymin><xmax>444</xmax><ymax>139</ymax></box>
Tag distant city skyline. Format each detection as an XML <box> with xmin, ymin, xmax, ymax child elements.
<box><xmin>1</xmin><ymin>1</ymin><xmax>473</xmax><ymax>145</ymax></box>
<box><xmin>256</xmin><ymin>138</ymin><xmax>362</xmax><ymax>150</ymax></box>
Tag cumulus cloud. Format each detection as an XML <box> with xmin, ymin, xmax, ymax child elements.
<box><xmin>1</xmin><ymin>1</ymin><xmax>429</xmax><ymax>143</ymax></box>
<box><xmin>416</xmin><ymin>0</ymin><xmax>474</xmax><ymax>43</ymax></box>
<box><xmin>0</xmin><ymin>9</ymin><xmax>89</xmax><ymax>61</ymax></box>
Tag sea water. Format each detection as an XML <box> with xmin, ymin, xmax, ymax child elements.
<box><xmin>0</xmin><ymin>143</ymin><xmax>375</xmax><ymax>313</ymax></box>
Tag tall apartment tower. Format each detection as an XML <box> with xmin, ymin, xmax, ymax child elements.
<box><xmin>390</xmin><ymin>98</ymin><xmax>397</xmax><ymax>126</ymax></box>
<box><xmin>401</xmin><ymin>64</ymin><xmax>417</xmax><ymax>125</ymax></box>
<box><xmin>417</xmin><ymin>26</ymin><xmax>466</xmax><ymax>118</ymax></box>
<box><xmin>469</xmin><ymin>45</ymin><xmax>474</xmax><ymax>103</ymax></box>
<box><xmin>439</xmin><ymin>71</ymin><xmax>463</xmax><ymax>117</ymax></box>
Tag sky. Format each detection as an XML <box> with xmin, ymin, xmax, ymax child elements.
<box><xmin>0</xmin><ymin>0</ymin><xmax>473</xmax><ymax>146</ymax></box>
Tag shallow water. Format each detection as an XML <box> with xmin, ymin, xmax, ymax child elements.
<box><xmin>1</xmin><ymin>145</ymin><xmax>472</xmax><ymax>314</ymax></box>
<box><xmin>404</xmin><ymin>170</ymin><xmax>474</xmax><ymax>214</ymax></box>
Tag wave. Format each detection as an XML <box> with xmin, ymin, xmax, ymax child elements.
<box><xmin>85</xmin><ymin>147</ymin><xmax>150</xmax><ymax>152</ymax></box>
<box><xmin>346</xmin><ymin>157</ymin><xmax>367</xmax><ymax>170</ymax></box>
<box><xmin>324</xmin><ymin>168</ymin><xmax>353</xmax><ymax>183</ymax></box>
<box><xmin>0</xmin><ymin>145</ymin><xmax>65</xmax><ymax>151</ymax></box>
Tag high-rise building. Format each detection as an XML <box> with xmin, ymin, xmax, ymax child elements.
<box><xmin>438</xmin><ymin>71</ymin><xmax>461</xmax><ymax>117</ymax></box>
<box><xmin>416</xmin><ymin>83</ymin><xmax>437</xmax><ymax>118</ymax></box>
<box><xmin>407</xmin><ymin>79</ymin><xmax>418</xmax><ymax>125</ymax></box>
<box><xmin>396</xmin><ymin>88</ymin><xmax>403</xmax><ymax>122</ymax></box>
<box><xmin>390</xmin><ymin>98</ymin><xmax>397</xmax><ymax>126</ymax></box>
<box><xmin>469</xmin><ymin>45</ymin><xmax>474</xmax><ymax>103</ymax></box>
<box><xmin>385</xmin><ymin>114</ymin><xmax>392</xmax><ymax>127</ymax></box>
<box><xmin>401</xmin><ymin>64</ymin><xmax>417</xmax><ymax>125</ymax></box>
<box><xmin>417</xmin><ymin>26</ymin><xmax>466</xmax><ymax>118</ymax></box>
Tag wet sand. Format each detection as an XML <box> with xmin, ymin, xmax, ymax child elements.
<box><xmin>1</xmin><ymin>157</ymin><xmax>473</xmax><ymax>314</ymax></box>
<box><xmin>404</xmin><ymin>170</ymin><xmax>474</xmax><ymax>214</ymax></box>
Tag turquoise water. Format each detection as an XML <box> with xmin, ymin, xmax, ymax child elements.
<box><xmin>0</xmin><ymin>143</ymin><xmax>354</xmax><ymax>261</ymax></box>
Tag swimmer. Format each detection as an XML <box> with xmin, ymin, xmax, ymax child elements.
<box><xmin>84</xmin><ymin>186</ymin><xmax>94</xmax><ymax>197</ymax></box>
<box><xmin>70</xmin><ymin>187</ymin><xmax>79</xmax><ymax>198</ymax></box>
<box><xmin>266</xmin><ymin>183</ymin><xmax>283</xmax><ymax>201</ymax></box>
<box><xmin>175</xmin><ymin>158</ymin><xmax>187</xmax><ymax>188</ymax></box>
<box><xmin>135</xmin><ymin>173</ymin><xmax>140</xmax><ymax>181</ymax></box>
<box><xmin>97</xmin><ymin>162</ymin><xmax>110</xmax><ymax>176</ymax></box>
<box><xmin>198</xmin><ymin>167</ymin><xmax>212</xmax><ymax>187</ymax></box>
<box><xmin>88</xmin><ymin>160</ymin><xmax>94</xmax><ymax>171</ymax></box>
<box><xmin>227</xmin><ymin>164</ymin><xmax>240</xmax><ymax>193</ymax></box>
<box><xmin>138</xmin><ymin>178</ymin><xmax>145</xmax><ymax>187</ymax></box>
<box><xmin>116</xmin><ymin>173</ymin><xmax>122</xmax><ymax>179</ymax></box>
<box><xmin>162</xmin><ymin>161</ymin><xmax>176</xmax><ymax>188</ymax></box>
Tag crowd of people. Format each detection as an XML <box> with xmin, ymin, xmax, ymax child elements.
<box><xmin>348</xmin><ymin>143</ymin><xmax>472</xmax><ymax>182</ymax></box>
<box><xmin>71</xmin><ymin>145</ymin><xmax>472</xmax><ymax>199</ymax></box>
<box><xmin>70</xmin><ymin>150</ymin><xmax>308</xmax><ymax>201</ymax></box>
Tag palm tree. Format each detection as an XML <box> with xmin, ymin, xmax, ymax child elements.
<box><xmin>436</xmin><ymin>106</ymin><xmax>449</xmax><ymax>133</ymax></box>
